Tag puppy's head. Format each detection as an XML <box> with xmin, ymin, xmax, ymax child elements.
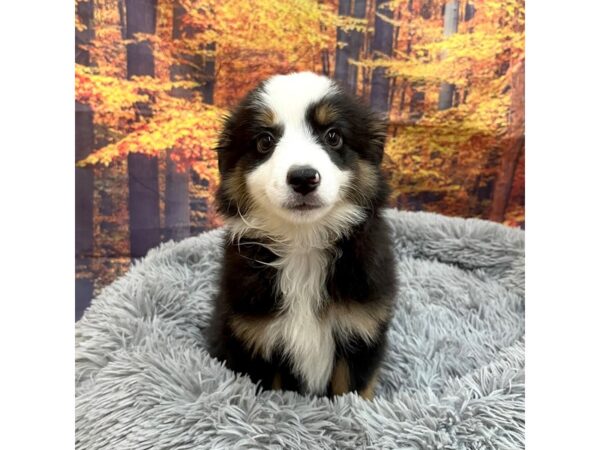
<box><xmin>216</xmin><ymin>72</ymin><xmax>388</xmax><ymax>231</ymax></box>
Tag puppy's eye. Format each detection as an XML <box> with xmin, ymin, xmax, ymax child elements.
<box><xmin>256</xmin><ymin>133</ymin><xmax>275</xmax><ymax>153</ymax></box>
<box><xmin>324</xmin><ymin>129</ymin><xmax>342</xmax><ymax>149</ymax></box>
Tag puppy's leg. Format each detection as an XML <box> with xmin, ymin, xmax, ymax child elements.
<box><xmin>330</xmin><ymin>358</ymin><xmax>351</xmax><ymax>396</ymax></box>
<box><xmin>358</xmin><ymin>369</ymin><xmax>379</xmax><ymax>400</ymax></box>
<box><xmin>338</xmin><ymin>335</ymin><xmax>387</xmax><ymax>400</ymax></box>
<box><xmin>271</xmin><ymin>372</ymin><xmax>283</xmax><ymax>390</ymax></box>
<box><xmin>329</xmin><ymin>356</ymin><xmax>380</xmax><ymax>399</ymax></box>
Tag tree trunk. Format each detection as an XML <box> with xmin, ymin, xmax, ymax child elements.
<box><xmin>420</xmin><ymin>0</ymin><xmax>434</xmax><ymax>19</ymax></box>
<box><xmin>196</xmin><ymin>23</ymin><xmax>216</xmax><ymax>233</ymax></box>
<box><xmin>321</xmin><ymin>48</ymin><xmax>331</xmax><ymax>76</ymax></box>
<box><xmin>334</xmin><ymin>0</ymin><xmax>366</xmax><ymax>93</ymax></box>
<box><xmin>193</xmin><ymin>41</ymin><xmax>216</xmax><ymax>233</ymax></box>
<box><xmin>489</xmin><ymin>61</ymin><xmax>525</xmax><ymax>222</ymax></box>
<box><xmin>334</xmin><ymin>0</ymin><xmax>352</xmax><ymax>90</ymax></box>
<box><xmin>165</xmin><ymin>155</ymin><xmax>190</xmax><ymax>241</ymax></box>
<box><xmin>438</xmin><ymin>1</ymin><xmax>459</xmax><ymax>110</ymax></box>
<box><xmin>200</xmin><ymin>43</ymin><xmax>216</xmax><ymax>104</ymax></box>
<box><xmin>187</xmin><ymin>19</ymin><xmax>216</xmax><ymax>235</ymax></box>
<box><xmin>465</xmin><ymin>1</ymin><xmax>475</xmax><ymax>22</ymax></box>
<box><xmin>75</xmin><ymin>0</ymin><xmax>95</xmax><ymax>320</ymax></box>
<box><xmin>370</xmin><ymin>0</ymin><xmax>395</xmax><ymax>114</ymax></box>
<box><xmin>488</xmin><ymin>137</ymin><xmax>523</xmax><ymax>222</ymax></box>
<box><xmin>317</xmin><ymin>0</ymin><xmax>331</xmax><ymax>76</ymax></box>
<box><xmin>164</xmin><ymin>1</ymin><xmax>193</xmax><ymax>242</ymax></box>
<box><xmin>347</xmin><ymin>0</ymin><xmax>367</xmax><ymax>93</ymax></box>
<box><xmin>125</xmin><ymin>0</ymin><xmax>161</xmax><ymax>258</ymax></box>
<box><xmin>409</xmin><ymin>89</ymin><xmax>425</xmax><ymax>120</ymax></box>
<box><xmin>462</xmin><ymin>1</ymin><xmax>476</xmax><ymax>103</ymax></box>
<box><xmin>405</xmin><ymin>0</ymin><xmax>427</xmax><ymax>122</ymax></box>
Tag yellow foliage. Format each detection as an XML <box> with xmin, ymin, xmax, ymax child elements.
<box><xmin>76</xmin><ymin>0</ymin><xmax>525</xmax><ymax>222</ymax></box>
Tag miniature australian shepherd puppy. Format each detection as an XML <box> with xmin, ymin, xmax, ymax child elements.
<box><xmin>208</xmin><ymin>71</ymin><xmax>397</xmax><ymax>399</ymax></box>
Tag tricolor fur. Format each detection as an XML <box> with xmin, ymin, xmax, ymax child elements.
<box><xmin>208</xmin><ymin>72</ymin><xmax>397</xmax><ymax>398</ymax></box>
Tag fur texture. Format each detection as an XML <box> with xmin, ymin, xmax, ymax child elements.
<box><xmin>210</xmin><ymin>72</ymin><xmax>395</xmax><ymax>396</ymax></box>
<box><xmin>75</xmin><ymin>210</ymin><xmax>525</xmax><ymax>449</ymax></box>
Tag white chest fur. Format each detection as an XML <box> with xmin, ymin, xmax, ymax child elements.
<box><xmin>262</xmin><ymin>247</ymin><xmax>335</xmax><ymax>394</ymax></box>
<box><xmin>226</xmin><ymin>205</ymin><xmax>368</xmax><ymax>394</ymax></box>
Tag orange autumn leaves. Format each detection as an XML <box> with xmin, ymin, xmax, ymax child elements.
<box><xmin>75</xmin><ymin>0</ymin><xmax>525</xmax><ymax>222</ymax></box>
<box><xmin>376</xmin><ymin>0</ymin><xmax>524</xmax><ymax>216</ymax></box>
<box><xmin>76</xmin><ymin>64</ymin><xmax>221</xmax><ymax>168</ymax></box>
<box><xmin>75</xmin><ymin>0</ymin><xmax>343</xmax><ymax>184</ymax></box>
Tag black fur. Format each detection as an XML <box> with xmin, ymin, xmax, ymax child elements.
<box><xmin>208</xmin><ymin>77</ymin><xmax>396</xmax><ymax>398</ymax></box>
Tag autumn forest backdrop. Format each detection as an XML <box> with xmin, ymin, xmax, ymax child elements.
<box><xmin>75</xmin><ymin>0</ymin><xmax>525</xmax><ymax>319</ymax></box>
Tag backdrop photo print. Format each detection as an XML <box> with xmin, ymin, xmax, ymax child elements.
<box><xmin>75</xmin><ymin>0</ymin><xmax>525</xmax><ymax>319</ymax></box>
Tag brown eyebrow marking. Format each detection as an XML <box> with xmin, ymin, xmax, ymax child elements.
<box><xmin>314</xmin><ymin>102</ymin><xmax>338</xmax><ymax>125</ymax></box>
<box><xmin>255</xmin><ymin>106</ymin><xmax>277</xmax><ymax>127</ymax></box>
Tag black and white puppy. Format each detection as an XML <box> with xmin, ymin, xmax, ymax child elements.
<box><xmin>208</xmin><ymin>72</ymin><xmax>396</xmax><ymax>399</ymax></box>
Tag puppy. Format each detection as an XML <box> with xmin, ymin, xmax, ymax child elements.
<box><xmin>208</xmin><ymin>72</ymin><xmax>396</xmax><ymax>399</ymax></box>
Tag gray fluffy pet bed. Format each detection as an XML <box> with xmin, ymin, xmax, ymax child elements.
<box><xmin>76</xmin><ymin>209</ymin><xmax>525</xmax><ymax>450</ymax></box>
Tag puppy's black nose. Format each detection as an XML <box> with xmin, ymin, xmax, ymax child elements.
<box><xmin>287</xmin><ymin>166</ymin><xmax>320</xmax><ymax>195</ymax></box>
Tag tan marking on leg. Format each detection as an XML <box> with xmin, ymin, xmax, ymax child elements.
<box><xmin>330</xmin><ymin>358</ymin><xmax>351</xmax><ymax>396</ymax></box>
<box><xmin>229</xmin><ymin>315</ymin><xmax>273</xmax><ymax>357</ymax></box>
<box><xmin>271</xmin><ymin>372</ymin><xmax>282</xmax><ymax>390</ymax></box>
<box><xmin>330</xmin><ymin>300</ymin><xmax>392</xmax><ymax>344</ymax></box>
<box><xmin>359</xmin><ymin>370</ymin><xmax>379</xmax><ymax>400</ymax></box>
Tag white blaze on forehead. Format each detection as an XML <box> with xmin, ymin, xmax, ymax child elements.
<box><xmin>259</xmin><ymin>72</ymin><xmax>337</xmax><ymax>126</ymax></box>
<box><xmin>246</xmin><ymin>71</ymin><xmax>348</xmax><ymax>223</ymax></box>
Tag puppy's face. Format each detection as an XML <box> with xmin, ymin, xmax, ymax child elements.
<box><xmin>217</xmin><ymin>72</ymin><xmax>387</xmax><ymax>226</ymax></box>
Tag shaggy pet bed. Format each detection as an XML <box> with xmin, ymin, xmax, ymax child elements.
<box><xmin>76</xmin><ymin>209</ymin><xmax>525</xmax><ymax>450</ymax></box>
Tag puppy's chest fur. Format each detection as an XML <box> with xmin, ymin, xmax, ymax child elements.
<box><xmin>232</xmin><ymin>243</ymin><xmax>387</xmax><ymax>394</ymax></box>
<box><xmin>269</xmin><ymin>247</ymin><xmax>333</xmax><ymax>394</ymax></box>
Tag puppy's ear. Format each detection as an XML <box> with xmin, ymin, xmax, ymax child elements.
<box><xmin>368</xmin><ymin>112</ymin><xmax>388</xmax><ymax>165</ymax></box>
